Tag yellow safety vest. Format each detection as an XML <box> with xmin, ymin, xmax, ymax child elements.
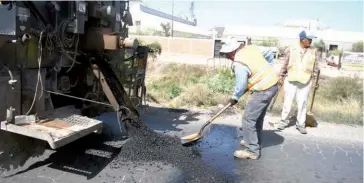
<box><xmin>235</xmin><ymin>45</ymin><xmax>279</xmax><ymax>91</ymax></box>
<box><xmin>287</xmin><ymin>45</ymin><xmax>316</xmax><ymax>84</ymax></box>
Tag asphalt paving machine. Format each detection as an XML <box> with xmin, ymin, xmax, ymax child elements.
<box><xmin>0</xmin><ymin>1</ymin><xmax>148</xmax><ymax>149</ymax></box>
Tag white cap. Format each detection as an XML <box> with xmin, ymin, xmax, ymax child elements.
<box><xmin>219</xmin><ymin>37</ymin><xmax>242</xmax><ymax>53</ymax></box>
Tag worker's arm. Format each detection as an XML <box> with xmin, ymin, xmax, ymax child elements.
<box><xmin>231</xmin><ymin>63</ymin><xmax>251</xmax><ymax>104</ymax></box>
<box><xmin>279</xmin><ymin>49</ymin><xmax>290</xmax><ymax>77</ymax></box>
<box><xmin>276</xmin><ymin>49</ymin><xmax>290</xmax><ymax>85</ymax></box>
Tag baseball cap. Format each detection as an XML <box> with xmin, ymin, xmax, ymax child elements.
<box><xmin>299</xmin><ymin>30</ymin><xmax>317</xmax><ymax>40</ymax></box>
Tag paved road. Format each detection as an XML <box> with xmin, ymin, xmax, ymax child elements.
<box><xmin>0</xmin><ymin>108</ymin><xmax>362</xmax><ymax>183</ymax></box>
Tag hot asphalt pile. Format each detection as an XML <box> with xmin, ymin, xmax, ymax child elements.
<box><xmin>0</xmin><ymin>114</ymin><xmax>233</xmax><ymax>182</ymax></box>
<box><xmin>111</xmin><ymin>118</ymin><xmax>232</xmax><ymax>183</ymax></box>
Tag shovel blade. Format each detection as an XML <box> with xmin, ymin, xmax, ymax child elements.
<box><xmin>181</xmin><ymin>133</ymin><xmax>200</xmax><ymax>140</ymax></box>
<box><xmin>306</xmin><ymin>112</ymin><xmax>317</xmax><ymax>127</ymax></box>
<box><xmin>180</xmin><ymin>133</ymin><xmax>202</xmax><ymax>146</ymax></box>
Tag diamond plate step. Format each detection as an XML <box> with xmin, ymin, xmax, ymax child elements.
<box><xmin>0</xmin><ymin>106</ymin><xmax>103</xmax><ymax>149</ymax></box>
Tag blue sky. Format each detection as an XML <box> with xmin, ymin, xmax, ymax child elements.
<box><xmin>142</xmin><ymin>0</ymin><xmax>363</xmax><ymax>32</ymax></box>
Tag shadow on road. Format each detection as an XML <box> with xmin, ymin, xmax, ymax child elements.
<box><xmin>0</xmin><ymin>130</ymin><xmax>47</xmax><ymax>171</ymax></box>
<box><xmin>1</xmin><ymin>105</ymin><xmax>203</xmax><ymax>180</ymax></box>
<box><xmin>3</xmin><ymin>134</ymin><xmax>122</xmax><ymax>180</ymax></box>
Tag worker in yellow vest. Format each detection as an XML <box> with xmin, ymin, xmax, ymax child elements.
<box><xmin>220</xmin><ymin>37</ymin><xmax>279</xmax><ymax>159</ymax></box>
<box><xmin>277</xmin><ymin>30</ymin><xmax>319</xmax><ymax>134</ymax></box>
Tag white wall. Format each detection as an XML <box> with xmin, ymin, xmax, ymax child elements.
<box><xmin>223</xmin><ymin>25</ymin><xmax>363</xmax><ymax>50</ymax></box>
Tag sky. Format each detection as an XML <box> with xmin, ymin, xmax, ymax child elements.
<box><xmin>142</xmin><ymin>0</ymin><xmax>364</xmax><ymax>32</ymax></box>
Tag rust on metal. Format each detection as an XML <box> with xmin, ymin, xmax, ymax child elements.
<box><xmin>40</xmin><ymin>120</ymin><xmax>73</xmax><ymax>129</ymax></box>
<box><xmin>91</xmin><ymin>64</ymin><xmax>119</xmax><ymax>110</ymax></box>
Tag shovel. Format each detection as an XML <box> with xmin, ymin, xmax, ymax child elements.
<box><xmin>180</xmin><ymin>103</ymin><xmax>232</xmax><ymax>146</ymax></box>
<box><xmin>306</xmin><ymin>69</ymin><xmax>320</xmax><ymax>127</ymax></box>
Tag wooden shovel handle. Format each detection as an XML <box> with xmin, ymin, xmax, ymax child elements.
<box><xmin>309</xmin><ymin>69</ymin><xmax>320</xmax><ymax>112</ymax></box>
<box><xmin>199</xmin><ymin>103</ymin><xmax>232</xmax><ymax>134</ymax></box>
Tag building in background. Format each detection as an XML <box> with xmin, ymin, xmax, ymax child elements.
<box><xmin>283</xmin><ymin>19</ymin><xmax>329</xmax><ymax>30</ymax></box>
<box><xmin>128</xmin><ymin>0</ymin><xmax>209</xmax><ymax>38</ymax></box>
<box><xmin>216</xmin><ymin>19</ymin><xmax>363</xmax><ymax>51</ymax></box>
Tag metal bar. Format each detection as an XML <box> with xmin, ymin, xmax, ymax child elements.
<box><xmin>91</xmin><ymin>64</ymin><xmax>120</xmax><ymax>111</ymax></box>
<box><xmin>171</xmin><ymin>0</ymin><xmax>174</xmax><ymax>37</ymax></box>
<box><xmin>45</xmin><ymin>90</ymin><xmax>113</xmax><ymax>107</ymax></box>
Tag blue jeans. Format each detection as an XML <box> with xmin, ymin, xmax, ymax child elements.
<box><xmin>241</xmin><ymin>84</ymin><xmax>279</xmax><ymax>156</ymax></box>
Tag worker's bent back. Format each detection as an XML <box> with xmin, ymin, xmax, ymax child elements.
<box><xmin>235</xmin><ymin>45</ymin><xmax>279</xmax><ymax>91</ymax></box>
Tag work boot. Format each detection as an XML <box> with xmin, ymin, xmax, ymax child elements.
<box><xmin>296</xmin><ymin>126</ymin><xmax>307</xmax><ymax>134</ymax></box>
<box><xmin>277</xmin><ymin>120</ymin><xmax>288</xmax><ymax>130</ymax></box>
<box><xmin>233</xmin><ymin>150</ymin><xmax>259</xmax><ymax>160</ymax></box>
<box><xmin>240</xmin><ymin>140</ymin><xmax>246</xmax><ymax>147</ymax></box>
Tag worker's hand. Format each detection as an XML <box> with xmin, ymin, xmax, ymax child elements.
<box><xmin>228</xmin><ymin>98</ymin><xmax>238</xmax><ymax>106</ymax></box>
<box><xmin>278</xmin><ymin>76</ymin><xmax>285</xmax><ymax>86</ymax></box>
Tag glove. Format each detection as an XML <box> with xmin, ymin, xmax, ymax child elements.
<box><xmin>228</xmin><ymin>98</ymin><xmax>238</xmax><ymax>106</ymax></box>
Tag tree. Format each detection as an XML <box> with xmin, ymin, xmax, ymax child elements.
<box><xmin>160</xmin><ymin>22</ymin><xmax>171</xmax><ymax>37</ymax></box>
<box><xmin>313</xmin><ymin>39</ymin><xmax>325</xmax><ymax>52</ymax></box>
<box><xmin>351</xmin><ymin>41</ymin><xmax>363</xmax><ymax>52</ymax></box>
<box><xmin>312</xmin><ymin>39</ymin><xmax>326</xmax><ymax>61</ymax></box>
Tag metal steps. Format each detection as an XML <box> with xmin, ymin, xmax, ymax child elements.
<box><xmin>0</xmin><ymin>106</ymin><xmax>103</xmax><ymax>149</ymax></box>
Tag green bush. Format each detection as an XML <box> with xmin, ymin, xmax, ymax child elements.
<box><xmin>138</xmin><ymin>41</ymin><xmax>162</xmax><ymax>60</ymax></box>
<box><xmin>313</xmin><ymin>39</ymin><xmax>325</xmax><ymax>52</ymax></box>
<box><xmin>351</xmin><ymin>41</ymin><xmax>363</xmax><ymax>52</ymax></box>
<box><xmin>148</xmin><ymin>42</ymin><xmax>162</xmax><ymax>55</ymax></box>
<box><xmin>167</xmin><ymin>84</ymin><xmax>182</xmax><ymax>99</ymax></box>
<box><xmin>321</xmin><ymin>76</ymin><xmax>363</xmax><ymax>103</ymax></box>
<box><xmin>329</xmin><ymin>49</ymin><xmax>343</xmax><ymax>56</ymax></box>
<box><xmin>188</xmin><ymin>75</ymin><xmax>201</xmax><ymax>84</ymax></box>
<box><xmin>206</xmin><ymin>69</ymin><xmax>235</xmax><ymax>94</ymax></box>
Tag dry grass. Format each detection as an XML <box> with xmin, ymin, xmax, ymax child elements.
<box><xmin>270</xmin><ymin>87</ymin><xmax>363</xmax><ymax>125</ymax></box>
<box><xmin>146</xmin><ymin>62</ymin><xmax>363</xmax><ymax>125</ymax></box>
<box><xmin>270</xmin><ymin>75</ymin><xmax>363</xmax><ymax>125</ymax></box>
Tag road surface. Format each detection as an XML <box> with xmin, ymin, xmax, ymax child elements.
<box><xmin>0</xmin><ymin>104</ymin><xmax>362</xmax><ymax>183</ymax></box>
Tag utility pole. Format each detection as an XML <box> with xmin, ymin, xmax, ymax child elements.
<box><xmin>171</xmin><ymin>0</ymin><xmax>174</xmax><ymax>37</ymax></box>
<box><xmin>308</xmin><ymin>21</ymin><xmax>311</xmax><ymax>31</ymax></box>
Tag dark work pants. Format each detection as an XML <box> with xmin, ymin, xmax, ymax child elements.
<box><xmin>242</xmin><ymin>84</ymin><xmax>279</xmax><ymax>156</ymax></box>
